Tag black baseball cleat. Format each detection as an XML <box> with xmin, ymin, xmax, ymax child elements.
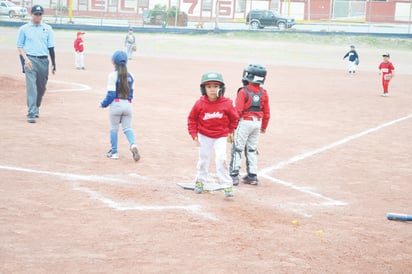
<box><xmin>231</xmin><ymin>175</ymin><xmax>240</xmax><ymax>186</ymax></box>
<box><xmin>242</xmin><ymin>174</ymin><xmax>258</xmax><ymax>185</ymax></box>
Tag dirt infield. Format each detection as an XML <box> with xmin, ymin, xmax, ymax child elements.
<box><xmin>1</xmin><ymin>28</ymin><xmax>412</xmax><ymax>273</ymax></box>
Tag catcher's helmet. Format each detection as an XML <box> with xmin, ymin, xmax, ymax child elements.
<box><xmin>200</xmin><ymin>72</ymin><xmax>225</xmax><ymax>96</ymax></box>
<box><xmin>242</xmin><ymin>64</ymin><xmax>267</xmax><ymax>85</ymax></box>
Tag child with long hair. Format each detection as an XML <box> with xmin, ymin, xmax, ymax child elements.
<box><xmin>100</xmin><ymin>50</ymin><xmax>140</xmax><ymax>161</ymax></box>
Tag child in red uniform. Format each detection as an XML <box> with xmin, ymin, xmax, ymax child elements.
<box><xmin>74</xmin><ymin>31</ymin><xmax>85</xmax><ymax>70</ymax></box>
<box><xmin>187</xmin><ymin>72</ymin><xmax>239</xmax><ymax>197</ymax></box>
<box><xmin>378</xmin><ymin>53</ymin><xmax>395</xmax><ymax>97</ymax></box>
<box><xmin>229</xmin><ymin>64</ymin><xmax>270</xmax><ymax>186</ymax></box>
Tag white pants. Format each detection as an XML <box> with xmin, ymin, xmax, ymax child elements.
<box><xmin>196</xmin><ymin>133</ymin><xmax>232</xmax><ymax>188</ymax></box>
<box><xmin>75</xmin><ymin>52</ymin><xmax>84</xmax><ymax>68</ymax></box>
<box><xmin>230</xmin><ymin>118</ymin><xmax>261</xmax><ymax>176</ymax></box>
<box><xmin>348</xmin><ymin>60</ymin><xmax>357</xmax><ymax>72</ymax></box>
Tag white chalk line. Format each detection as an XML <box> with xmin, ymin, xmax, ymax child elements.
<box><xmin>0</xmin><ymin>165</ymin><xmax>125</xmax><ymax>183</ymax></box>
<box><xmin>260</xmin><ymin>113</ymin><xmax>412</xmax><ymax>213</ymax></box>
<box><xmin>262</xmin><ymin>113</ymin><xmax>412</xmax><ymax>174</ymax></box>
<box><xmin>260</xmin><ymin>175</ymin><xmax>347</xmax><ymax>206</ymax></box>
<box><xmin>3</xmin><ymin>114</ymin><xmax>411</xmax><ymax>218</ymax></box>
<box><xmin>0</xmin><ymin>165</ymin><xmax>215</xmax><ymax>220</ymax></box>
<box><xmin>48</xmin><ymin>80</ymin><xmax>91</xmax><ymax>93</ymax></box>
<box><xmin>74</xmin><ymin>185</ymin><xmax>217</xmax><ymax>221</ymax></box>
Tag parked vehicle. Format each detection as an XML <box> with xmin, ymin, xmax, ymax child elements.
<box><xmin>0</xmin><ymin>1</ymin><xmax>27</xmax><ymax>18</ymax></box>
<box><xmin>246</xmin><ymin>9</ymin><xmax>295</xmax><ymax>30</ymax></box>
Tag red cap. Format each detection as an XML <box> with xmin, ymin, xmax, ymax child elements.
<box><xmin>77</xmin><ymin>31</ymin><xmax>85</xmax><ymax>36</ymax></box>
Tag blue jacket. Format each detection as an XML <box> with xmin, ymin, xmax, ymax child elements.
<box><xmin>101</xmin><ymin>72</ymin><xmax>134</xmax><ymax>107</ymax></box>
<box><xmin>343</xmin><ymin>50</ymin><xmax>359</xmax><ymax>62</ymax></box>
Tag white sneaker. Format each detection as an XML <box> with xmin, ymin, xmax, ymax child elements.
<box><xmin>106</xmin><ymin>149</ymin><xmax>119</xmax><ymax>159</ymax></box>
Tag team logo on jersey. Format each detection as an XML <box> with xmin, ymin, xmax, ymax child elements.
<box><xmin>252</xmin><ymin>95</ymin><xmax>260</xmax><ymax>102</ymax></box>
<box><xmin>203</xmin><ymin>112</ymin><xmax>223</xmax><ymax>120</ymax></box>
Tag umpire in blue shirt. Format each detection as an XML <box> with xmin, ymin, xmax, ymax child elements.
<box><xmin>17</xmin><ymin>4</ymin><xmax>56</xmax><ymax>123</ymax></box>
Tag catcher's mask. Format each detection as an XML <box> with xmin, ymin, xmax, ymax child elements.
<box><xmin>242</xmin><ymin>64</ymin><xmax>267</xmax><ymax>85</ymax></box>
<box><xmin>200</xmin><ymin>72</ymin><xmax>225</xmax><ymax>97</ymax></box>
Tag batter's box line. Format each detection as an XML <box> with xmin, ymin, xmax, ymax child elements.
<box><xmin>260</xmin><ymin>174</ymin><xmax>347</xmax><ymax>207</ymax></box>
<box><xmin>259</xmin><ymin>113</ymin><xmax>412</xmax><ymax>208</ymax></box>
<box><xmin>73</xmin><ymin>185</ymin><xmax>218</xmax><ymax>221</ymax></box>
<box><xmin>0</xmin><ymin>165</ymin><xmax>217</xmax><ymax>220</ymax></box>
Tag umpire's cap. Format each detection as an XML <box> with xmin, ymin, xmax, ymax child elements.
<box><xmin>31</xmin><ymin>5</ymin><xmax>44</xmax><ymax>14</ymax></box>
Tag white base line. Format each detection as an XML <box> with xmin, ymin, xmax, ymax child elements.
<box><xmin>260</xmin><ymin>175</ymin><xmax>347</xmax><ymax>206</ymax></box>
<box><xmin>0</xmin><ymin>165</ymin><xmax>125</xmax><ymax>183</ymax></box>
<box><xmin>262</xmin><ymin>113</ymin><xmax>412</xmax><ymax>174</ymax></box>
<box><xmin>260</xmin><ymin>113</ymin><xmax>412</xmax><ymax>207</ymax></box>
<box><xmin>74</xmin><ymin>186</ymin><xmax>218</xmax><ymax>221</ymax></box>
<box><xmin>48</xmin><ymin>80</ymin><xmax>91</xmax><ymax>93</ymax></box>
<box><xmin>0</xmin><ymin>165</ymin><xmax>216</xmax><ymax>220</ymax></box>
<box><xmin>2</xmin><ymin>114</ymin><xmax>410</xmax><ymax>217</ymax></box>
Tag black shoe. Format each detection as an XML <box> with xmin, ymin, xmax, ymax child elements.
<box><xmin>242</xmin><ymin>174</ymin><xmax>258</xmax><ymax>185</ymax></box>
<box><xmin>231</xmin><ymin>175</ymin><xmax>240</xmax><ymax>186</ymax></box>
<box><xmin>27</xmin><ymin>116</ymin><xmax>36</xmax><ymax>123</ymax></box>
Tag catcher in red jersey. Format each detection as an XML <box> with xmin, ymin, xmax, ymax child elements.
<box><xmin>229</xmin><ymin>64</ymin><xmax>271</xmax><ymax>186</ymax></box>
<box><xmin>187</xmin><ymin>72</ymin><xmax>239</xmax><ymax>197</ymax></box>
<box><xmin>378</xmin><ymin>52</ymin><xmax>395</xmax><ymax>97</ymax></box>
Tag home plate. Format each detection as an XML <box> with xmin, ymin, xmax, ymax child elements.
<box><xmin>177</xmin><ymin>182</ymin><xmax>225</xmax><ymax>192</ymax></box>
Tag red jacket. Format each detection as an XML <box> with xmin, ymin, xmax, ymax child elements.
<box><xmin>188</xmin><ymin>95</ymin><xmax>239</xmax><ymax>139</ymax></box>
<box><xmin>235</xmin><ymin>83</ymin><xmax>270</xmax><ymax>130</ymax></box>
<box><xmin>74</xmin><ymin>38</ymin><xmax>84</xmax><ymax>52</ymax></box>
<box><xmin>378</xmin><ymin>61</ymin><xmax>394</xmax><ymax>76</ymax></box>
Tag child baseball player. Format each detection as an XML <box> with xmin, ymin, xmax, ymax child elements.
<box><xmin>378</xmin><ymin>52</ymin><xmax>395</xmax><ymax>97</ymax></box>
<box><xmin>343</xmin><ymin>45</ymin><xmax>359</xmax><ymax>74</ymax></box>
<box><xmin>100</xmin><ymin>50</ymin><xmax>140</xmax><ymax>162</ymax></box>
<box><xmin>229</xmin><ymin>64</ymin><xmax>270</xmax><ymax>186</ymax></box>
<box><xmin>124</xmin><ymin>28</ymin><xmax>136</xmax><ymax>60</ymax></box>
<box><xmin>187</xmin><ymin>72</ymin><xmax>239</xmax><ymax>197</ymax></box>
<box><xmin>74</xmin><ymin>31</ymin><xmax>85</xmax><ymax>70</ymax></box>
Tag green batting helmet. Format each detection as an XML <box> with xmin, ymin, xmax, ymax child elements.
<box><xmin>200</xmin><ymin>72</ymin><xmax>225</xmax><ymax>96</ymax></box>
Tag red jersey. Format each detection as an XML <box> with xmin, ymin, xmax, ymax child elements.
<box><xmin>188</xmin><ymin>95</ymin><xmax>239</xmax><ymax>139</ymax></box>
<box><xmin>74</xmin><ymin>38</ymin><xmax>84</xmax><ymax>52</ymax></box>
<box><xmin>235</xmin><ymin>83</ymin><xmax>270</xmax><ymax>130</ymax></box>
<box><xmin>378</xmin><ymin>61</ymin><xmax>394</xmax><ymax>76</ymax></box>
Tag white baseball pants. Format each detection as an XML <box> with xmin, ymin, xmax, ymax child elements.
<box><xmin>196</xmin><ymin>133</ymin><xmax>232</xmax><ymax>188</ymax></box>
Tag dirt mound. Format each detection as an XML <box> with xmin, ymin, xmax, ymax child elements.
<box><xmin>1</xmin><ymin>75</ymin><xmax>26</xmax><ymax>92</ymax></box>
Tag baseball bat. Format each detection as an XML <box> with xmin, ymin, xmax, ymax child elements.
<box><xmin>387</xmin><ymin>213</ymin><xmax>412</xmax><ymax>221</ymax></box>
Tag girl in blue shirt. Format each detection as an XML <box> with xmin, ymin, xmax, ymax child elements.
<box><xmin>100</xmin><ymin>50</ymin><xmax>140</xmax><ymax>161</ymax></box>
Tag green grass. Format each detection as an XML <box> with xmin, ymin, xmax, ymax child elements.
<box><xmin>203</xmin><ymin>32</ymin><xmax>412</xmax><ymax>51</ymax></box>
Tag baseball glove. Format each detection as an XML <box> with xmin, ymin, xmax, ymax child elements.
<box><xmin>384</xmin><ymin>74</ymin><xmax>392</xmax><ymax>81</ymax></box>
<box><xmin>355</xmin><ymin>58</ymin><xmax>359</xmax><ymax>65</ymax></box>
<box><xmin>227</xmin><ymin>133</ymin><xmax>234</xmax><ymax>143</ymax></box>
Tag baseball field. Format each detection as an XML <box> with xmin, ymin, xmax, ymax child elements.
<box><xmin>1</xmin><ymin>27</ymin><xmax>412</xmax><ymax>273</ymax></box>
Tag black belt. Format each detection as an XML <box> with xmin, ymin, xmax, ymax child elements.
<box><xmin>27</xmin><ymin>55</ymin><xmax>48</xmax><ymax>59</ymax></box>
